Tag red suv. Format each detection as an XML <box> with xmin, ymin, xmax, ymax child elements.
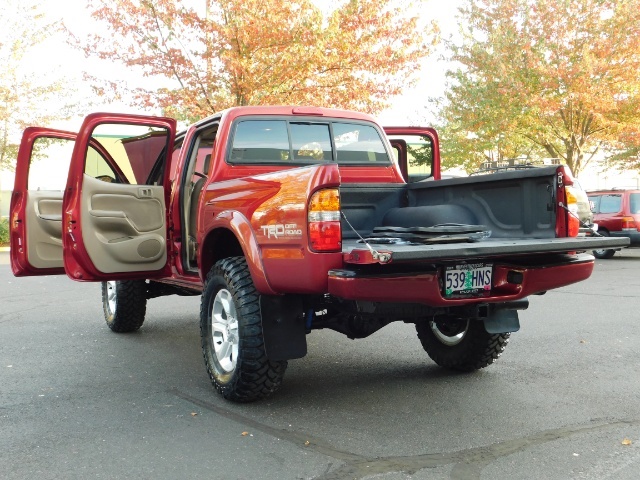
<box><xmin>587</xmin><ymin>189</ymin><xmax>640</xmax><ymax>258</ymax></box>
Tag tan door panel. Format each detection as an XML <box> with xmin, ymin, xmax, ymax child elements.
<box><xmin>26</xmin><ymin>191</ymin><xmax>64</xmax><ymax>269</ymax></box>
<box><xmin>80</xmin><ymin>174</ymin><xmax>167</xmax><ymax>274</ymax></box>
<box><xmin>90</xmin><ymin>193</ymin><xmax>164</xmax><ymax>232</ymax></box>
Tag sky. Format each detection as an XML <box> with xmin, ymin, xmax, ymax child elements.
<box><xmin>27</xmin><ymin>0</ymin><xmax>463</xmax><ymax>129</ymax></box>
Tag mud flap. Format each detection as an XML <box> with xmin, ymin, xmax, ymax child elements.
<box><xmin>260</xmin><ymin>295</ymin><xmax>307</xmax><ymax>361</ymax></box>
<box><xmin>484</xmin><ymin>309</ymin><xmax>520</xmax><ymax>334</ymax></box>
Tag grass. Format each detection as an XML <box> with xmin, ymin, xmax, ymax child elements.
<box><xmin>0</xmin><ymin>217</ymin><xmax>9</xmax><ymax>247</ymax></box>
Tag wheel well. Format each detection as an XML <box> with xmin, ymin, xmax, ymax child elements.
<box><xmin>199</xmin><ymin>228</ymin><xmax>244</xmax><ymax>278</ymax></box>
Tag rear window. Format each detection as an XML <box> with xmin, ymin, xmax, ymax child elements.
<box><xmin>290</xmin><ymin>123</ymin><xmax>332</xmax><ymax>161</ymax></box>
<box><xmin>230</xmin><ymin>120</ymin><xmax>290</xmax><ymax>163</ymax></box>
<box><xmin>228</xmin><ymin>119</ymin><xmax>390</xmax><ymax>165</ymax></box>
<box><xmin>333</xmin><ymin>123</ymin><xmax>388</xmax><ymax>163</ymax></box>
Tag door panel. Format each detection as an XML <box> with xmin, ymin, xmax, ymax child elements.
<box><xmin>80</xmin><ymin>174</ymin><xmax>166</xmax><ymax>273</ymax></box>
<box><xmin>25</xmin><ymin>191</ymin><xmax>63</xmax><ymax>269</ymax></box>
<box><xmin>10</xmin><ymin>128</ymin><xmax>77</xmax><ymax>276</ymax></box>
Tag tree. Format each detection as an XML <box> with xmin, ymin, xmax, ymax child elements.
<box><xmin>0</xmin><ymin>0</ymin><xmax>76</xmax><ymax>170</ymax></box>
<box><xmin>77</xmin><ymin>0</ymin><xmax>437</xmax><ymax>122</ymax></box>
<box><xmin>438</xmin><ymin>0</ymin><xmax>640</xmax><ymax>176</ymax></box>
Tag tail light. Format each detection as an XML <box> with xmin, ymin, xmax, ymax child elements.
<box><xmin>564</xmin><ymin>186</ymin><xmax>581</xmax><ymax>236</ymax></box>
<box><xmin>621</xmin><ymin>216</ymin><xmax>637</xmax><ymax>231</ymax></box>
<box><xmin>555</xmin><ymin>166</ymin><xmax>580</xmax><ymax>237</ymax></box>
<box><xmin>308</xmin><ymin>188</ymin><xmax>342</xmax><ymax>252</ymax></box>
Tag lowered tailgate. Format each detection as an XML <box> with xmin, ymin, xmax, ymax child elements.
<box><xmin>342</xmin><ymin>236</ymin><xmax>629</xmax><ymax>264</ymax></box>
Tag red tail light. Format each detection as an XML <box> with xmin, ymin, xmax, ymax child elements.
<box><xmin>555</xmin><ymin>166</ymin><xmax>580</xmax><ymax>238</ymax></box>
<box><xmin>567</xmin><ymin>213</ymin><xmax>580</xmax><ymax>237</ymax></box>
<box><xmin>308</xmin><ymin>189</ymin><xmax>342</xmax><ymax>252</ymax></box>
<box><xmin>621</xmin><ymin>216</ymin><xmax>637</xmax><ymax>230</ymax></box>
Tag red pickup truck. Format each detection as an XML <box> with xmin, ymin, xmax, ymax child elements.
<box><xmin>9</xmin><ymin>106</ymin><xmax>627</xmax><ymax>402</ymax></box>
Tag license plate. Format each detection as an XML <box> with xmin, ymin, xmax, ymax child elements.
<box><xmin>444</xmin><ymin>263</ymin><xmax>492</xmax><ymax>297</ymax></box>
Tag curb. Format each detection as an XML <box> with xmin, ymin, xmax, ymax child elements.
<box><xmin>0</xmin><ymin>247</ymin><xmax>9</xmax><ymax>252</ymax></box>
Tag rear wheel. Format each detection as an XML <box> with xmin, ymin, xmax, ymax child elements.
<box><xmin>200</xmin><ymin>257</ymin><xmax>287</xmax><ymax>402</ymax></box>
<box><xmin>416</xmin><ymin>317</ymin><xmax>509</xmax><ymax>371</ymax></box>
<box><xmin>101</xmin><ymin>280</ymin><xmax>147</xmax><ymax>332</ymax></box>
<box><xmin>592</xmin><ymin>230</ymin><xmax>615</xmax><ymax>259</ymax></box>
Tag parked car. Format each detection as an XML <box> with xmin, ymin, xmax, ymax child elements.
<box><xmin>587</xmin><ymin>188</ymin><xmax>640</xmax><ymax>258</ymax></box>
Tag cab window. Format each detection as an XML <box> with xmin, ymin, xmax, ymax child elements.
<box><xmin>389</xmin><ymin>134</ymin><xmax>433</xmax><ymax>182</ymax></box>
<box><xmin>333</xmin><ymin>123</ymin><xmax>388</xmax><ymax>164</ymax></box>
<box><xmin>291</xmin><ymin>123</ymin><xmax>332</xmax><ymax>162</ymax></box>
<box><xmin>230</xmin><ymin>120</ymin><xmax>289</xmax><ymax>163</ymax></box>
<box><xmin>89</xmin><ymin>124</ymin><xmax>172</xmax><ymax>186</ymax></box>
<box><xmin>27</xmin><ymin>137</ymin><xmax>118</xmax><ymax>190</ymax></box>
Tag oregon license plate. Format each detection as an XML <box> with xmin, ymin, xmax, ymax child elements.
<box><xmin>444</xmin><ymin>263</ymin><xmax>492</xmax><ymax>297</ymax></box>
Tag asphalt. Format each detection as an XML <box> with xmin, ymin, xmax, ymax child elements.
<box><xmin>2</xmin><ymin>249</ymin><xmax>640</xmax><ymax>479</ymax></box>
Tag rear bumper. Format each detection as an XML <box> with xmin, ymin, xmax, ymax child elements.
<box><xmin>327</xmin><ymin>253</ymin><xmax>594</xmax><ymax>306</ymax></box>
<box><xmin>611</xmin><ymin>230</ymin><xmax>640</xmax><ymax>246</ymax></box>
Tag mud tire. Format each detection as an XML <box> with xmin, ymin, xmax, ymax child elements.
<box><xmin>200</xmin><ymin>257</ymin><xmax>287</xmax><ymax>402</ymax></box>
<box><xmin>102</xmin><ymin>280</ymin><xmax>147</xmax><ymax>333</ymax></box>
<box><xmin>416</xmin><ymin>318</ymin><xmax>510</xmax><ymax>371</ymax></box>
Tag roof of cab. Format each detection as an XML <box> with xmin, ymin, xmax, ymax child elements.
<box><xmin>193</xmin><ymin>105</ymin><xmax>379</xmax><ymax>129</ymax></box>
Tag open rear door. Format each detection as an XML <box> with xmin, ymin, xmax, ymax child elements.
<box><xmin>62</xmin><ymin>113</ymin><xmax>177</xmax><ymax>282</ymax></box>
<box><xmin>383</xmin><ymin>126</ymin><xmax>441</xmax><ymax>182</ymax></box>
<box><xmin>10</xmin><ymin>128</ymin><xmax>79</xmax><ymax>276</ymax></box>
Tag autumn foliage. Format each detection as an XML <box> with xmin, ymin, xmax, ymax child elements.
<box><xmin>439</xmin><ymin>0</ymin><xmax>640</xmax><ymax>175</ymax></box>
<box><xmin>79</xmin><ymin>0</ymin><xmax>437</xmax><ymax>122</ymax></box>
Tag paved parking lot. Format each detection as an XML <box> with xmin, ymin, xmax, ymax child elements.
<box><xmin>1</xmin><ymin>249</ymin><xmax>640</xmax><ymax>479</ymax></box>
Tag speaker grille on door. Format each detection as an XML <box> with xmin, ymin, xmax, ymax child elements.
<box><xmin>137</xmin><ymin>239</ymin><xmax>162</xmax><ymax>259</ymax></box>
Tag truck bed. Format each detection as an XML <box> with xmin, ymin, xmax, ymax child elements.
<box><xmin>340</xmin><ymin>166</ymin><xmax>585</xmax><ymax>241</ymax></box>
<box><xmin>339</xmin><ymin>166</ymin><xmax>629</xmax><ymax>265</ymax></box>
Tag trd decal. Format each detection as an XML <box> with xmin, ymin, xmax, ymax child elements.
<box><xmin>260</xmin><ymin>223</ymin><xmax>303</xmax><ymax>239</ymax></box>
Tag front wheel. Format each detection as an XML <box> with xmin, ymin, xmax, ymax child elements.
<box><xmin>592</xmin><ymin>230</ymin><xmax>615</xmax><ymax>259</ymax></box>
<box><xmin>101</xmin><ymin>280</ymin><xmax>147</xmax><ymax>332</ymax></box>
<box><xmin>200</xmin><ymin>257</ymin><xmax>287</xmax><ymax>402</ymax></box>
<box><xmin>416</xmin><ymin>317</ymin><xmax>509</xmax><ymax>371</ymax></box>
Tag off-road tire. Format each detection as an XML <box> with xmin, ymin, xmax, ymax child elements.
<box><xmin>101</xmin><ymin>280</ymin><xmax>147</xmax><ymax>333</ymax></box>
<box><xmin>592</xmin><ymin>230</ymin><xmax>615</xmax><ymax>259</ymax></box>
<box><xmin>200</xmin><ymin>257</ymin><xmax>287</xmax><ymax>402</ymax></box>
<box><xmin>416</xmin><ymin>318</ymin><xmax>509</xmax><ymax>371</ymax></box>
